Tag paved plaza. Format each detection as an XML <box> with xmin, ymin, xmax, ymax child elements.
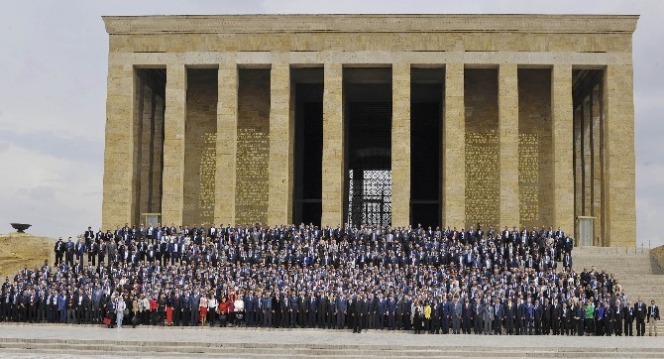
<box><xmin>0</xmin><ymin>323</ymin><xmax>663</xmax><ymax>358</ymax></box>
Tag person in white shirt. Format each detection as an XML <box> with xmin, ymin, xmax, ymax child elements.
<box><xmin>208</xmin><ymin>294</ymin><xmax>218</xmax><ymax>327</ymax></box>
<box><xmin>116</xmin><ymin>295</ymin><xmax>126</xmax><ymax>328</ymax></box>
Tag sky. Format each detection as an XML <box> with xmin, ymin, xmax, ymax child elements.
<box><xmin>0</xmin><ymin>1</ymin><xmax>662</xmax><ymax>247</ymax></box>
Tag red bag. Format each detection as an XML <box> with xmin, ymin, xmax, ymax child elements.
<box><xmin>103</xmin><ymin>317</ymin><xmax>111</xmax><ymax>325</ymax></box>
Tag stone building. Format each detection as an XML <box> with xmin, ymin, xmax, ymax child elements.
<box><xmin>101</xmin><ymin>14</ymin><xmax>637</xmax><ymax>246</ymax></box>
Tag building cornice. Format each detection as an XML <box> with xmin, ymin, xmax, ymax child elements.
<box><xmin>102</xmin><ymin>14</ymin><xmax>639</xmax><ymax>36</ymax></box>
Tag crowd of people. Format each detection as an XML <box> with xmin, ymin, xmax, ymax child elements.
<box><xmin>1</xmin><ymin>222</ymin><xmax>660</xmax><ymax>336</ymax></box>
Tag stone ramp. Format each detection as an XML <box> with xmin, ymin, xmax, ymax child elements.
<box><xmin>0</xmin><ymin>324</ymin><xmax>663</xmax><ymax>358</ymax></box>
<box><xmin>573</xmin><ymin>246</ymin><xmax>664</xmax><ymax>333</ymax></box>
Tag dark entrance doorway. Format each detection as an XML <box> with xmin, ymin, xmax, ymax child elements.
<box><xmin>292</xmin><ymin>69</ymin><xmax>323</xmax><ymax>226</ymax></box>
<box><xmin>410</xmin><ymin>68</ymin><xmax>444</xmax><ymax>228</ymax></box>
<box><xmin>344</xmin><ymin>68</ymin><xmax>392</xmax><ymax>228</ymax></box>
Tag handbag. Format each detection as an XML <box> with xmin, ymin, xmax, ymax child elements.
<box><xmin>124</xmin><ymin>308</ymin><xmax>129</xmax><ymax>316</ymax></box>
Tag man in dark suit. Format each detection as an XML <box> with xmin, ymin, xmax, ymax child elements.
<box><xmin>560</xmin><ymin>301</ymin><xmax>571</xmax><ymax>335</ymax></box>
<box><xmin>648</xmin><ymin>299</ymin><xmax>660</xmax><ymax>336</ymax></box>
<box><xmin>634</xmin><ymin>297</ymin><xmax>647</xmax><ymax>336</ymax></box>
<box><xmin>462</xmin><ymin>297</ymin><xmax>473</xmax><ymax>334</ymax></box>
<box><xmin>493</xmin><ymin>298</ymin><xmax>504</xmax><ymax>335</ymax></box>
<box><xmin>614</xmin><ymin>299</ymin><xmax>624</xmax><ymax>336</ymax></box>
<box><xmin>504</xmin><ymin>298</ymin><xmax>516</xmax><ymax>335</ymax></box>
<box><xmin>625</xmin><ymin>301</ymin><xmax>634</xmax><ymax>336</ymax></box>
<box><xmin>351</xmin><ymin>294</ymin><xmax>364</xmax><ymax>333</ymax></box>
<box><xmin>551</xmin><ymin>299</ymin><xmax>561</xmax><ymax>335</ymax></box>
<box><xmin>54</xmin><ymin>238</ymin><xmax>64</xmax><ymax>266</ymax></box>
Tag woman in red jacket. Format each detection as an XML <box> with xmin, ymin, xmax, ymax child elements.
<box><xmin>219</xmin><ymin>300</ymin><xmax>228</xmax><ymax>327</ymax></box>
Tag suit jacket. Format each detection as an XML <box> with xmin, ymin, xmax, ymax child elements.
<box><xmin>648</xmin><ymin>305</ymin><xmax>660</xmax><ymax>322</ymax></box>
<box><xmin>351</xmin><ymin>298</ymin><xmax>364</xmax><ymax>317</ymax></box>
<box><xmin>634</xmin><ymin>302</ymin><xmax>647</xmax><ymax>320</ymax></box>
<box><xmin>623</xmin><ymin>307</ymin><xmax>634</xmax><ymax>323</ymax></box>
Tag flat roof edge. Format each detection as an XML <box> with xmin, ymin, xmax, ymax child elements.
<box><xmin>102</xmin><ymin>14</ymin><xmax>639</xmax><ymax>36</ymax></box>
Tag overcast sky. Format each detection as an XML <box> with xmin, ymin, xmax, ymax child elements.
<box><xmin>0</xmin><ymin>1</ymin><xmax>662</xmax><ymax>247</ymax></box>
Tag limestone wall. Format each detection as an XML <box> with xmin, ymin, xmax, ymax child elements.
<box><xmin>236</xmin><ymin>69</ymin><xmax>270</xmax><ymax>225</ymax></box>
<box><xmin>183</xmin><ymin>69</ymin><xmax>217</xmax><ymax>226</ymax></box>
<box><xmin>465</xmin><ymin>69</ymin><xmax>499</xmax><ymax>229</ymax></box>
<box><xmin>518</xmin><ymin>69</ymin><xmax>553</xmax><ymax>228</ymax></box>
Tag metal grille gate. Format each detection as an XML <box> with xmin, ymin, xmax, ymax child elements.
<box><xmin>348</xmin><ymin>169</ymin><xmax>392</xmax><ymax>227</ymax></box>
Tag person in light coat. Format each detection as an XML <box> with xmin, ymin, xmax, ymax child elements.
<box><xmin>115</xmin><ymin>295</ymin><xmax>126</xmax><ymax>328</ymax></box>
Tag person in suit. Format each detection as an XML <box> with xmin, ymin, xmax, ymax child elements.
<box><xmin>648</xmin><ymin>299</ymin><xmax>660</xmax><ymax>336</ymax></box>
<box><xmin>387</xmin><ymin>294</ymin><xmax>397</xmax><ymax>330</ymax></box>
<box><xmin>443</xmin><ymin>295</ymin><xmax>453</xmax><ymax>334</ymax></box>
<box><xmin>603</xmin><ymin>299</ymin><xmax>614</xmax><ymax>336</ymax></box>
<box><xmin>573</xmin><ymin>300</ymin><xmax>584</xmax><ymax>336</ymax></box>
<box><xmin>560</xmin><ymin>301</ymin><xmax>571</xmax><ymax>336</ymax></box>
<box><xmin>634</xmin><ymin>297</ymin><xmax>647</xmax><ymax>336</ymax></box>
<box><xmin>452</xmin><ymin>296</ymin><xmax>463</xmax><ymax>334</ymax></box>
<box><xmin>535</xmin><ymin>298</ymin><xmax>544</xmax><ymax>335</ymax></box>
<box><xmin>624</xmin><ymin>301</ymin><xmax>634</xmax><ymax>336</ymax></box>
<box><xmin>473</xmin><ymin>297</ymin><xmax>484</xmax><ymax>334</ymax></box>
<box><xmin>352</xmin><ymin>294</ymin><xmax>364</xmax><ymax>333</ymax></box>
<box><xmin>189</xmin><ymin>290</ymin><xmax>200</xmax><ymax>326</ymax></box>
<box><xmin>613</xmin><ymin>299</ymin><xmax>624</xmax><ymax>336</ymax></box>
<box><xmin>504</xmin><ymin>298</ymin><xmax>515</xmax><ymax>335</ymax></box>
<box><xmin>412</xmin><ymin>299</ymin><xmax>423</xmax><ymax>334</ymax></box>
<box><xmin>54</xmin><ymin>238</ymin><xmax>64</xmax><ymax>266</ymax></box>
<box><xmin>336</xmin><ymin>293</ymin><xmax>347</xmax><ymax>330</ymax></box>
<box><xmin>493</xmin><ymin>298</ymin><xmax>504</xmax><ymax>335</ymax></box>
<box><xmin>462</xmin><ymin>297</ymin><xmax>473</xmax><ymax>334</ymax></box>
<box><xmin>482</xmin><ymin>297</ymin><xmax>494</xmax><ymax>335</ymax></box>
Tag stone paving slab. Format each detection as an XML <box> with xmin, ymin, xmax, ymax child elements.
<box><xmin>0</xmin><ymin>323</ymin><xmax>662</xmax><ymax>350</ymax></box>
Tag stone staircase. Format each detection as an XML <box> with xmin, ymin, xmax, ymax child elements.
<box><xmin>573</xmin><ymin>246</ymin><xmax>664</xmax><ymax>334</ymax></box>
<box><xmin>0</xmin><ymin>337</ymin><xmax>663</xmax><ymax>358</ymax></box>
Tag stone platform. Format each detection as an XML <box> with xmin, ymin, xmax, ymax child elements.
<box><xmin>0</xmin><ymin>324</ymin><xmax>662</xmax><ymax>358</ymax></box>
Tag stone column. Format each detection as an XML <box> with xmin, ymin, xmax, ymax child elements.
<box><xmin>583</xmin><ymin>98</ymin><xmax>592</xmax><ymax>218</ymax></box>
<box><xmin>321</xmin><ymin>63</ymin><xmax>344</xmax><ymax>227</ymax></box>
<box><xmin>443</xmin><ymin>63</ymin><xmax>465</xmax><ymax>228</ymax></box>
<box><xmin>268</xmin><ymin>63</ymin><xmax>293</xmax><ymax>225</ymax></box>
<box><xmin>498</xmin><ymin>63</ymin><xmax>519</xmax><ymax>227</ymax></box>
<box><xmin>161</xmin><ymin>64</ymin><xmax>187</xmax><ymax>227</ymax></box>
<box><xmin>215</xmin><ymin>64</ymin><xmax>238</xmax><ymax>226</ymax></box>
<box><xmin>573</xmin><ymin>107</ymin><xmax>582</xmax><ymax>221</ymax></box>
<box><xmin>591</xmin><ymin>86</ymin><xmax>603</xmax><ymax>246</ymax></box>
<box><xmin>102</xmin><ymin>64</ymin><xmax>136</xmax><ymax>230</ymax></box>
<box><xmin>392</xmin><ymin>63</ymin><xmax>411</xmax><ymax>227</ymax></box>
<box><xmin>138</xmin><ymin>82</ymin><xmax>154</xmax><ymax>216</ymax></box>
<box><xmin>551</xmin><ymin>65</ymin><xmax>575</xmax><ymax>236</ymax></box>
<box><xmin>602</xmin><ymin>65</ymin><xmax>636</xmax><ymax>247</ymax></box>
